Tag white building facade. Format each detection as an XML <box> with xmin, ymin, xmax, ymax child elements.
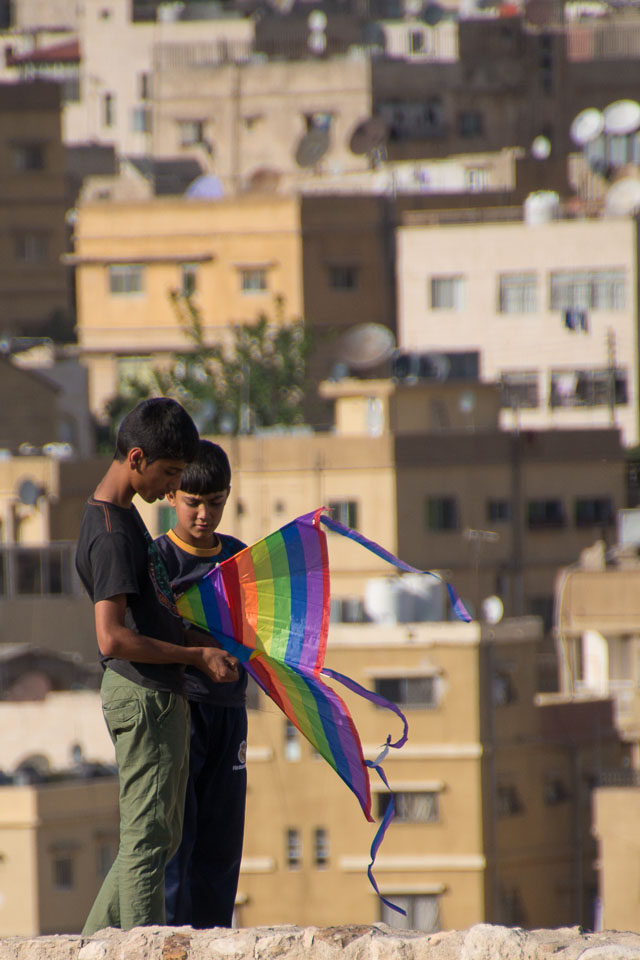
<box><xmin>397</xmin><ymin>210</ymin><xmax>640</xmax><ymax>446</ymax></box>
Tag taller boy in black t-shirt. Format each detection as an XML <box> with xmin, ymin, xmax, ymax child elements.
<box><xmin>156</xmin><ymin>440</ymin><xmax>247</xmax><ymax>928</ymax></box>
<box><xmin>75</xmin><ymin>399</ymin><xmax>239</xmax><ymax>935</ymax></box>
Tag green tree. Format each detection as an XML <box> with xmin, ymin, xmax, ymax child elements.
<box><xmin>98</xmin><ymin>294</ymin><xmax>311</xmax><ymax>451</ymax></box>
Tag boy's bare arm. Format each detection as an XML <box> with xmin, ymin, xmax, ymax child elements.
<box><xmin>95</xmin><ymin>596</ymin><xmax>239</xmax><ymax>683</ymax></box>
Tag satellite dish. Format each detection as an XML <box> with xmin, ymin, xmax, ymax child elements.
<box><xmin>185</xmin><ymin>174</ymin><xmax>224</xmax><ymax>199</ymax></box>
<box><xmin>425</xmin><ymin>353</ymin><xmax>450</xmax><ymax>380</ymax></box>
<box><xmin>570</xmin><ymin>108</ymin><xmax>604</xmax><ymax>146</ymax></box>
<box><xmin>482</xmin><ymin>595</ymin><xmax>504</xmax><ymax>624</ymax></box>
<box><xmin>337</xmin><ymin>323</ymin><xmax>396</xmax><ymax>370</ymax></box>
<box><xmin>307</xmin><ymin>9</ymin><xmax>327</xmax><ymax>31</ymax></box>
<box><xmin>531</xmin><ymin>135</ymin><xmax>551</xmax><ymax>159</ymax></box>
<box><xmin>603</xmin><ymin>99</ymin><xmax>640</xmax><ymax>136</ymax></box>
<box><xmin>348</xmin><ymin>117</ymin><xmax>389</xmax><ymax>156</ymax></box>
<box><xmin>421</xmin><ymin>2</ymin><xmax>443</xmax><ymax>24</ymax></box>
<box><xmin>605</xmin><ymin>176</ymin><xmax>640</xmax><ymax>216</ymax></box>
<box><xmin>295</xmin><ymin>129</ymin><xmax>329</xmax><ymax>168</ymax></box>
<box><xmin>246</xmin><ymin>167</ymin><xmax>282</xmax><ymax>192</ymax></box>
<box><xmin>18</xmin><ymin>479</ymin><xmax>44</xmax><ymax>506</ymax></box>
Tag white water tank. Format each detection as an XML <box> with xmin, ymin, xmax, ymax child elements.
<box><xmin>524</xmin><ymin>190</ymin><xmax>560</xmax><ymax>225</ymax></box>
<box><xmin>364</xmin><ymin>574</ymin><xmax>445</xmax><ymax>624</ymax></box>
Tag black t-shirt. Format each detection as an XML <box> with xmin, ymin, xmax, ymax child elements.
<box><xmin>75</xmin><ymin>498</ymin><xmax>186</xmax><ymax>694</ymax></box>
<box><xmin>154</xmin><ymin>528</ymin><xmax>248</xmax><ymax>706</ymax></box>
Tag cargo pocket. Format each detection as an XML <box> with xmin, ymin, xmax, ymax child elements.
<box><xmin>103</xmin><ymin>697</ymin><xmax>142</xmax><ymax>739</ymax></box>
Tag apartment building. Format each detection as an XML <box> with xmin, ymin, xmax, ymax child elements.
<box><xmin>0</xmin><ymin>617</ymin><xmax>621</xmax><ymax>934</ymax></box>
<box><xmin>0</xmin><ymin>776</ymin><xmax>118</xmax><ymax>936</ymax></box>
<box><xmin>0</xmin><ymin>81</ymin><xmax>69</xmax><ymax>339</ymax></box>
<box><xmin>69</xmin><ymin>192</ymin><xmax>397</xmax><ymax>417</ymax></box>
<box><xmin>236</xmin><ymin>617</ymin><xmax>621</xmax><ymax>930</ymax></box>
<box><xmin>397</xmin><ymin>209</ymin><xmax>640</xmax><ymax>446</ymax></box>
<box><xmin>128</xmin><ymin>378</ymin><xmax>627</xmax><ymax>637</ymax></box>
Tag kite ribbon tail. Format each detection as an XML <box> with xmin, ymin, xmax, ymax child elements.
<box><xmin>366</xmin><ymin>750</ymin><xmax>407</xmax><ymax>918</ymax></box>
<box><xmin>321</xmin><ymin>666</ymin><xmax>408</xmax><ymax>915</ymax></box>
<box><xmin>318</xmin><ymin>513</ymin><xmax>471</xmax><ymax>623</ymax></box>
<box><xmin>321</xmin><ymin>667</ymin><xmax>408</xmax><ymax>749</ymax></box>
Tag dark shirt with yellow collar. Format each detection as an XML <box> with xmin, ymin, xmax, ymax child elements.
<box><xmin>154</xmin><ymin>528</ymin><xmax>248</xmax><ymax>706</ymax></box>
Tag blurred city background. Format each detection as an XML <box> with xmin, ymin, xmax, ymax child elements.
<box><xmin>2</xmin><ymin>0</ymin><xmax>640</xmax><ymax>939</ymax></box>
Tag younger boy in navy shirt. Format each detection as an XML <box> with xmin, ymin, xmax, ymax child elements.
<box><xmin>155</xmin><ymin>439</ymin><xmax>247</xmax><ymax>928</ymax></box>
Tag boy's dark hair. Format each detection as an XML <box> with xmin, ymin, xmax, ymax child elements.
<box><xmin>180</xmin><ymin>440</ymin><xmax>231</xmax><ymax>494</ymax></box>
<box><xmin>114</xmin><ymin>398</ymin><xmax>199</xmax><ymax>464</ymax></box>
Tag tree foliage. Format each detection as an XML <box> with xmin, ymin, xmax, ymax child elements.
<box><xmin>99</xmin><ymin>294</ymin><xmax>311</xmax><ymax>451</ymax></box>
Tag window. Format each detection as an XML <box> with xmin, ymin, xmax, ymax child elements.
<box><xmin>245</xmin><ymin>675</ymin><xmax>261</xmax><ymax>711</ymax></box>
<box><xmin>62</xmin><ymin>76</ymin><xmax>80</xmax><ymax>103</ymax></box>
<box><xmin>409</xmin><ymin>30</ymin><xmax>424</xmax><ymax>54</ymax></box>
<box><xmin>304</xmin><ymin>112</ymin><xmax>332</xmax><ymax>133</ymax></box>
<box><xmin>374</xmin><ymin>676</ymin><xmax>437</xmax><ymax>708</ymax></box>
<box><xmin>487</xmin><ymin>499</ymin><xmax>511</xmax><ymax>523</ymax></box>
<box><xmin>549</xmin><ymin>269</ymin><xmax>625</xmax><ymax>311</ymax></box>
<box><xmin>181</xmin><ymin>262</ymin><xmax>198</xmax><ymax>297</ymax></box>
<box><xmin>139</xmin><ymin>71</ymin><xmax>151</xmax><ymax>100</ymax></box>
<box><xmin>178</xmin><ymin>119</ymin><xmax>205</xmax><ymax>146</ymax></box>
<box><xmin>498</xmin><ymin>273</ymin><xmax>537</xmax><ymax>313</ymax></box>
<box><xmin>377</xmin><ymin>791</ymin><xmax>439</xmax><ymax>823</ymax></box>
<box><xmin>284</xmin><ymin>720</ymin><xmax>301</xmax><ymax>761</ymax></box>
<box><xmin>496</xmin><ymin>785</ymin><xmax>524</xmax><ymax>816</ymax></box>
<box><xmin>381</xmin><ymin>893</ymin><xmax>439</xmax><ymax>932</ymax></box>
<box><xmin>527</xmin><ymin>499</ymin><xmax>565</xmax><ymax>530</ymax></box>
<box><xmin>328</xmin><ymin>265</ymin><xmax>359</xmax><ymax>291</ymax></box>
<box><xmin>53</xmin><ymin>856</ymin><xmax>74</xmax><ymax>890</ymax></box>
<box><xmin>97</xmin><ymin>840</ymin><xmax>117</xmax><ymax>878</ymax></box>
<box><xmin>458</xmin><ymin>110</ymin><xmax>483</xmax><ymax>137</ymax></box>
<box><xmin>314</xmin><ymin>828</ymin><xmax>329</xmax><ymax>868</ymax></box>
<box><xmin>14</xmin><ymin>232</ymin><xmax>48</xmax><ymax>264</ymax></box>
<box><xmin>13</xmin><ymin>142</ymin><xmax>45</xmax><ymax>171</ymax></box>
<box><xmin>330</xmin><ymin>597</ymin><xmax>366</xmax><ymax>623</ymax></box>
<box><xmin>544</xmin><ymin>778</ymin><xmax>570</xmax><ymax>805</ymax></box>
<box><xmin>575</xmin><ymin>496</ymin><xmax>614</xmax><ymax>527</ymax></box>
<box><xmin>328</xmin><ymin>500</ymin><xmax>358</xmax><ymax>529</ymax></box>
<box><xmin>132</xmin><ymin>105</ymin><xmax>152</xmax><ymax>133</ymax></box>
<box><xmin>103</xmin><ymin>92</ymin><xmax>115</xmax><ymax>128</ymax></box>
<box><xmin>285</xmin><ymin>828</ymin><xmax>301</xmax><ymax>869</ymax></box>
<box><xmin>549</xmin><ymin>368</ymin><xmax>628</xmax><ymax>408</ymax></box>
<box><xmin>108</xmin><ymin>264</ymin><xmax>144</xmax><ymax>295</ymax></box>
<box><xmin>425</xmin><ymin>496</ymin><xmax>458</xmax><ymax>531</ymax></box>
<box><xmin>430</xmin><ymin>275</ymin><xmax>465</xmax><ymax>310</ymax></box>
<box><xmin>239</xmin><ymin>268</ymin><xmax>267</xmax><ymax>293</ymax></box>
<box><xmin>493</xmin><ymin>669</ymin><xmax>517</xmax><ymax>706</ymax></box>
<box><xmin>157</xmin><ymin>505</ymin><xmax>177</xmax><ymax>535</ymax></box>
<box><xmin>499</xmin><ymin>371</ymin><xmax>539</xmax><ymax>409</ymax></box>
<box><xmin>466</xmin><ymin>167</ymin><xmax>489</xmax><ymax>191</ymax></box>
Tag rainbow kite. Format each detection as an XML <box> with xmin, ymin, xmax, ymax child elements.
<box><xmin>176</xmin><ymin>507</ymin><xmax>471</xmax><ymax>909</ymax></box>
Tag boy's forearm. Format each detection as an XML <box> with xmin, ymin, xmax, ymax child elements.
<box><xmin>96</xmin><ymin>619</ymin><xmax>238</xmax><ymax>681</ymax></box>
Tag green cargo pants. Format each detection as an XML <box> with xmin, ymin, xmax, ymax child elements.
<box><xmin>83</xmin><ymin>668</ymin><xmax>190</xmax><ymax>934</ymax></box>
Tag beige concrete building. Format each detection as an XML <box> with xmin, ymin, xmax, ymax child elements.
<box><xmin>0</xmin><ymin>81</ymin><xmax>69</xmax><ymax>338</ymax></box>
<box><xmin>397</xmin><ymin>209</ymin><xmax>640</xmax><ymax>447</ymax></box>
<box><xmin>593</xmin><ymin>786</ymin><xmax>640</xmax><ymax>933</ymax></box>
<box><xmin>69</xmin><ymin>193</ymin><xmax>399</xmax><ymax>418</ymax></box>
<box><xmin>0</xmin><ymin>777</ymin><xmax>118</xmax><ymax>936</ymax></box>
<box><xmin>237</xmin><ymin>618</ymin><xmax>621</xmax><ymax>930</ymax></box>
<box><xmin>129</xmin><ymin>379</ymin><xmax>627</xmax><ymax>640</ymax></box>
<box><xmin>0</xmin><ymin>618</ymin><xmax>621</xmax><ymax>935</ymax></box>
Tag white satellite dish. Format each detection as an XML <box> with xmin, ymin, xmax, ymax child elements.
<box><xmin>603</xmin><ymin>99</ymin><xmax>640</xmax><ymax>136</ymax></box>
<box><xmin>605</xmin><ymin>176</ymin><xmax>640</xmax><ymax>216</ymax></box>
<box><xmin>307</xmin><ymin>9</ymin><xmax>327</xmax><ymax>30</ymax></box>
<box><xmin>531</xmin><ymin>135</ymin><xmax>551</xmax><ymax>159</ymax></box>
<box><xmin>570</xmin><ymin>108</ymin><xmax>604</xmax><ymax>146</ymax></box>
<box><xmin>337</xmin><ymin>323</ymin><xmax>396</xmax><ymax>370</ymax></box>
<box><xmin>482</xmin><ymin>595</ymin><xmax>504</xmax><ymax>625</ymax></box>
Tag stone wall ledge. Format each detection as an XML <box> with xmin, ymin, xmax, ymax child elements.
<box><xmin>2</xmin><ymin>923</ymin><xmax>640</xmax><ymax>960</ymax></box>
